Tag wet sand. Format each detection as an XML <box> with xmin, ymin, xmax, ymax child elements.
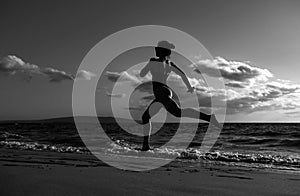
<box><xmin>0</xmin><ymin>148</ymin><xmax>299</xmax><ymax>196</ymax></box>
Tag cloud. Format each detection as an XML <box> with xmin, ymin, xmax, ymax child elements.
<box><xmin>3</xmin><ymin>55</ymin><xmax>299</xmax><ymax>118</ymax></box>
<box><xmin>250</xmin><ymin>81</ymin><xmax>299</xmax><ymax>101</ymax></box>
<box><xmin>0</xmin><ymin>55</ymin><xmax>39</xmax><ymax>75</ymax></box>
<box><xmin>181</xmin><ymin>78</ymin><xmax>300</xmax><ymax>115</ymax></box>
<box><xmin>217</xmin><ymin>82</ymin><xmax>300</xmax><ymax>114</ymax></box>
<box><xmin>76</xmin><ymin>70</ymin><xmax>96</xmax><ymax>80</ymax></box>
<box><xmin>0</xmin><ymin>55</ymin><xmax>95</xmax><ymax>82</ymax></box>
<box><xmin>225</xmin><ymin>96</ymin><xmax>258</xmax><ymax>114</ymax></box>
<box><xmin>192</xmin><ymin>57</ymin><xmax>273</xmax><ymax>82</ymax></box>
<box><xmin>104</xmin><ymin>59</ymin><xmax>300</xmax><ymax>117</ymax></box>
<box><xmin>225</xmin><ymin>82</ymin><xmax>246</xmax><ymax>88</ymax></box>
<box><xmin>41</xmin><ymin>67</ymin><xmax>74</xmax><ymax>82</ymax></box>
<box><xmin>187</xmin><ymin>57</ymin><xmax>300</xmax><ymax>115</ymax></box>
<box><xmin>104</xmin><ymin>70</ymin><xmax>205</xmax><ymax>94</ymax></box>
<box><xmin>105</xmin><ymin>71</ymin><xmax>141</xmax><ymax>84</ymax></box>
<box><xmin>106</xmin><ymin>92</ymin><xmax>126</xmax><ymax>98</ymax></box>
<box><xmin>266</xmin><ymin>81</ymin><xmax>299</xmax><ymax>95</ymax></box>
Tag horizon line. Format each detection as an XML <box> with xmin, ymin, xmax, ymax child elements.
<box><xmin>0</xmin><ymin>115</ymin><xmax>299</xmax><ymax>123</ymax></box>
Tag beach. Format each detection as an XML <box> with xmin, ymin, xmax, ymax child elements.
<box><xmin>1</xmin><ymin>122</ymin><xmax>300</xmax><ymax>195</ymax></box>
<box><xmin>1</xmin><ymin>148</ymin><xmax>300</xmax><ymax>196</ymax></box>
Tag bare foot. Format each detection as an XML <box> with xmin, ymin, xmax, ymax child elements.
<box><xmin>141</xmin><ymin>145</ymin><xmax>152</xmax><ymax>151</ymax></box>
<box><xmin>141</xmin><ymin>141</ymin><xmax>152</xmax><ymax>151</ymax></box>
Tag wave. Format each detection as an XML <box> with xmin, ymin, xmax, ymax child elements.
<box><xmin>1</xmin><ymin>139</ymin><xmax>300</xmax><ymax>171</ymax></box>
<box><xmin>0</xmin><ymin>132</ymin><xmax>24</xmax><ymax>140</ymax></box>
<box><xmin>178</xmin><ymin>150</ymin><xmax>300</xmax><ymax>168</ymax></box>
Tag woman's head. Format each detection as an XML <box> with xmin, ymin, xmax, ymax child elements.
<box><xmin>155</xmin><ymin>47</ymin><xmax>171</xmax><ymax>58</ymax></box>
<box><xmin>155</xmin><ymin>41</ymin><xmax>175</xmax><ymax>59</ymax></box>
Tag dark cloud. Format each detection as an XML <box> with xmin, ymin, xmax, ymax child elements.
<box><xmin>216</xmin><ymin>85</ymin><xmax>300</xmax><ymax>114</ymax></box>
<box><xmin>249</xmin><ymin>89</ymin><xmax>281</xmax><ymax>102</ymax></box>
<box><xmin>195</xmin><ymin>81</ymin><xmax>300</xmax><ymax>115</ymax></box>
<box><xmin>266</xmin><ymin>82</ymin><xmax>299</xmax><ymax>95</ymax></box>
<box><xmin>104</xmin><ymin>71</ymin><xmax>121</xmax><ymax>82</ymax></box>
<box><xmin>41</xmin><ymin>68</ymin><xmax>74</xmax><ymax>82</ymax></box>
<box><xmin>225</xmin><ymin>82</ymin><xmax>246</xmax><ymax>88</ymax></box>
<box><xmin>225</xmin><ymin>97</ymin><xmax>258</xmax><ymax>114</ymax></box>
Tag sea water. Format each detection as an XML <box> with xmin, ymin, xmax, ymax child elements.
<box><xmin>1</xmin><ymin>121</ymin><xmax>300</xmax><ymax>172</ymax></box>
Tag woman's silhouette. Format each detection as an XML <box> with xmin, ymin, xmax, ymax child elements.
<box><xmin>140</xmin><ymin>41</ymin><xmax>220</xmax><ymax>151</ymax></box>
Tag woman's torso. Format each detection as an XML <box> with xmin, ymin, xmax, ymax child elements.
<box><xmin>149</xmin><ymin>58</ymin><xmax>172</xmax><ymax>85</ymax></box>
<box><xmin>148</xmin><ymin>58</ymin><xmax>172</xmax><ymax>99</ymax></box>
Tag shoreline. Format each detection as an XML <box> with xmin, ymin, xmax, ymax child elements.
<box><xmin>1</xmin><ymin>148</ymin><xmax>300</xmax><ymax>196</ymax></box>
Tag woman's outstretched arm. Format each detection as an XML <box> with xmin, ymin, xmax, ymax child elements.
<box><xmin>170</xmin><ymin>62</ymin><xmax>194</xmax><ymax>93</ymax></box>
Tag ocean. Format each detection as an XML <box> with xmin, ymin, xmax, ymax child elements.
<box><xmin>1</xmin><ymin>120</ymin><xmax>300</xmax><ymax>172</ymax></box>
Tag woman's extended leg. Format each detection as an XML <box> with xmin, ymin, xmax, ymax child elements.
<box><xmin>162</xmin><ymin>95</ymin><xmax>220</xmax><ymax>127</ymax></box>
<box><xmin>181</xmin><ymin>108</ymin><xmax>210</xmax><ymax>121</ymax></box>
<box><xmin>161</xmin><ymin>96</ymin><xmax>212</xmax><ymax>121</ymax></box>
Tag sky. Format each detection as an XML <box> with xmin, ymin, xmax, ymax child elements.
<box><xmin>0</xmin><ymin>0</ymin><xmax>300</xmax><ymax>122</ymax></box>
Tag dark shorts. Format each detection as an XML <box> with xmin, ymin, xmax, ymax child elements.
<box><xmin>142</xmin><ymin>82</ymin><xmax>181</xmax><ymax>124</ymax></box>
<box><xmin>152</xmin><ymin>82</ymin><xmax>172</xmax><ymax>100</ymax></box>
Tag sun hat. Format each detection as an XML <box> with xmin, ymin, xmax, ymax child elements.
<box><xmin>156</xmin><ymin>40</ymin><xmax>175</xmax><ymax>50</ymax></box>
